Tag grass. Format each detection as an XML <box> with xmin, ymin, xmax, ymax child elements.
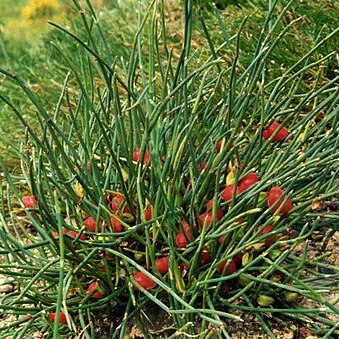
<box><xmin>0</xmin><ymin>0</ymin><xmax>135</xmax><ymax>168</ymax></box>
<box><xmin>0</xmin><ymin>0</ymin><xmax>65</xmax><ymax>50</ymax></box>
<box><xmin>0</xmin><ymin>0</ymin><xmax>338</xmax><ymax>337</ymax></box>
<box><xmin>1</xmin><ymin>0</ymin><xmax>338</xmax><ymax>163</ymax></box>
<box><xmin>0</xmin><ymin>0</ymin><xmax>27</xmax><ymax>25</ymax></box>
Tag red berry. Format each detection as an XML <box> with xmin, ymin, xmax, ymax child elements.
<box><xmin>198</xmin><ymin>162</ymin><xmax>208</xmax><ymax>171</ymax></box>
<box><xmin>104</xmin><ymin>194</ymin><xmax>111</xmax><ymax>204</ymax></box>
<box><xmin>199</xmin><ymin>212</ymin><xmax>214</xmax><ymax>228</ymax></box>
<box><xmin>179</xmin><ymin>262</ymin><xmax>189</xmax><ymax>274</ymax></box>
<box><xmin>216</xmin><ymin>139</ymin><xmax>224</xmax><ymax>152</ymax></box>
<box><xmin>51</xmin><ymin>231</ymin><xmax>59</xmax><ymax>239</ymax></box>
<box><xmin>238</xmin><ymin>172</ymin><xmax>259</xmax><ymax>192</ymax></box>
<box><xmin>180</xmin><ymin>220</ymin><xmax>196</xmax><ymax>238</ymax></box>
<box><xmin>133</xmin><ymin>148</ymin><xmax>151</xmax><ymax>164</ymax></box>
<box><xmin>98</xmin><ymin>264</ymin><xmax>110</xmax><ymax>273</ymax></box>
<box><xmin>176</xmin><ymin>232</ymin><xmax>188</xmax><ymax>248</ymax></box>
<box><xmin>48</xmin><ymin>312</ymin><xmax>67</xmax><ymax>325</ymax></box>
<box><xmin>262</xmin><ymin>225</ymin><xmax>273</xmax><ymax>235</ymax></box>
<box><xmin>110</xmin><ymin>217</ymin><xmax>124</xmax><ymax>232</ymax></box>
<box><xmin>98</xmin><ymin>251</ymin><xmax>114</xmax><ymax>260</ymax></box>
<box><xmin>133</xmin><ymin>271</ymin><xmax>157</xmax><ymax>290</ymax></box>
<box><xmin>263</xmin><ymin>122</ymin><xmax>289</xmax><ymax>142</ymax></box>
<box><xmin>65</xmin><ymin>230</ymin><xmax>86</xmax><ymax>241</ymax></box>
<box><xmin>22</xmin><ymin>195</ymin><xmax>38</xmax><ymax>208</ymax></box>
<box><xmin>218</xmin><ymin>259</ymin><xmax>237</xmax><ymax>275</ymax></box>
<box><xmin>216</xmin><ymin>208</ymin><xmax>224</xmax><ymax>220</ymax></box>
<box><xmin>222</xmin><ymin>185</ymin><xmax>239</xmax><ymax>202</ymax></box>
<box><xmin>144</xmin><ymin>204</ymin><xmax>153</xmax><ymax>221</ymax></box>
<box><xmin>84</xmin><ymin>216</ymin><xmax>97</xmax><ymax>232</ymax></box>
<box><xmin>262</xmin><ymin>129</ymin><xmax>270</xmax><ymax>139</ymax></box>
<box><xmin>86</xmin><ymin>281</ymin><xmax>105</xmax><ymax>299</ymax></box>
<box><xmin>199</xmin><ymin>249</ymin><xmax>210</xmax><ymax>266</ymax></box>
<box><xmin>218</xmin><ymin>235</ymin><xmax>225</xmax><ymax>245</ymax></box>
<box><xmin>267</xmin><ymin>186</ymin><xmax>292</xmax><ymax>215</ymax></box>
<box><xmin>206</xmin><ymin>200</ymin><xmax>224</xmax><ymax>220</ymax></box>
<box><xmin>237</xmin><ymin>217</ymin><xmax>245</xmax><ymax>224</ymax></box>
<box><xmin>155</xmin><ymin>257</ymin><xmax>169</xmax><ymax>275</ymax></box>
<box><xmin>110</xmin><ymin>195</ymin><xmax>125</xmax><ymax>212</ymax></box>
<box><xmin>132</xmin><ymin>148</ymin><xmax>141</xmax><ymax>162</ymax></box>
<box><xmin>206</xmin><ymin>200</ymin><xmax>214</xmax><ymax>211</ymax></box>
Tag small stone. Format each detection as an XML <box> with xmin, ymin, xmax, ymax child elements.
<box><xmin>0</xmin><ymin>277</ymin><xmax>15</xmax><ymax>293</ymax></box>
<box><xmin>0</xmin><ymin>284</ymin><xmax>14</xmax><ymax>293</ymax></box>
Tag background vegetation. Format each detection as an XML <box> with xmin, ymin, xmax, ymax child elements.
<box><xmin>1</xmin><ymin>0</ymin><xmax>338</xmax><ymax>166</ymax></box>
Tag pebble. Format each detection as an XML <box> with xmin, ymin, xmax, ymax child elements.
<box><xmin>0</xmin><ymin>277</ymin><xmax>15</xmax><ymax>293</ymax></box>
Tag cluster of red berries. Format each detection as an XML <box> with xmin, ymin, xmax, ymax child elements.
<box><xmin>22</xmin><ymin>122</ymin><xmax>293</xmax><ymax>322</ymax></box>
<box><xmin>21</xmin><ymin>148</ymin><xmax>157</xmax><ymax>315</ymax></box>
<box><xmin>262</xmin><ymin>121</ymin><xmax>289</xmax><ymax>142</ymax></box>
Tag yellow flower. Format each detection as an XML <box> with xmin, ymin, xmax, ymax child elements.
<box><xmin>22</xmin><ymin>0</ymin><xmax>61</xmax><ymax>20</ymax></box>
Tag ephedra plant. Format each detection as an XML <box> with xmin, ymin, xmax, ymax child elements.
<box><xmin>0</xmin><ymin>0</ymin><xmax>338</xmax><ymax>337</ymax></box>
